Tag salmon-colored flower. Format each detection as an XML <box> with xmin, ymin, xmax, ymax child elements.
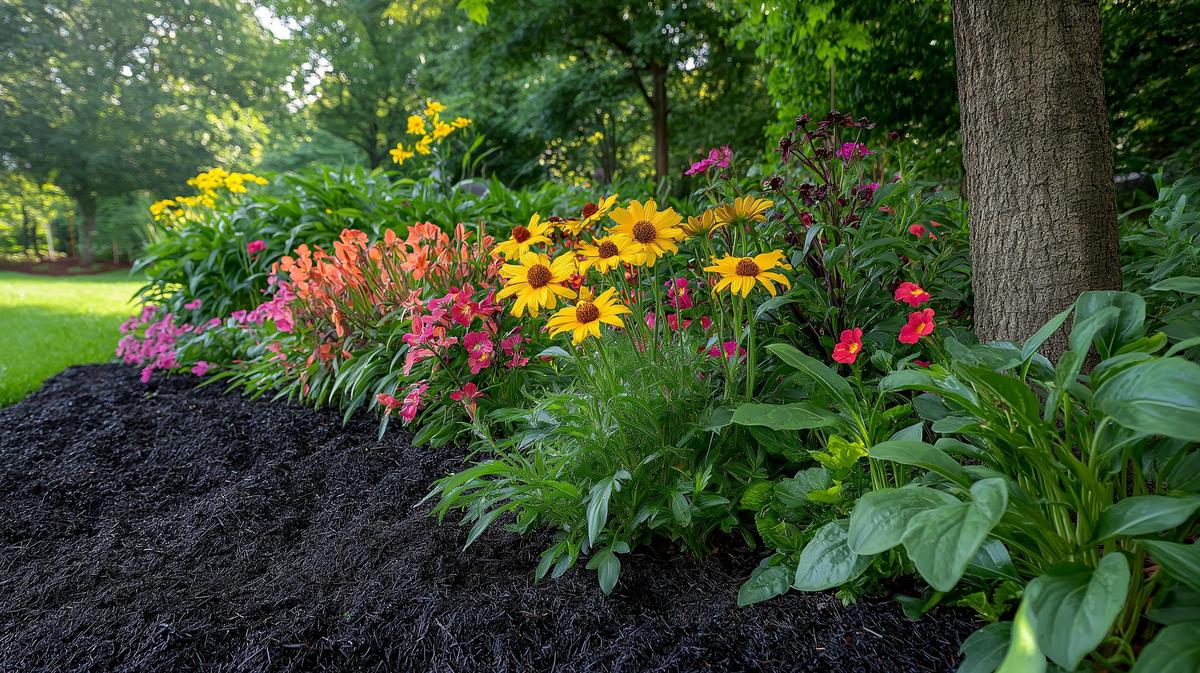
<box><xmin>899</xmin><ymin>308</ymin><xmax>936</xmax><ymax>345</ymax></box>
<box><xmin>893</xmin><ymin>282</ymin><xmax>931</xmax><ymax>307</ymax></box>
<box><xmin>832</xmin><ymin>328</ymin><xmax>864</xmax><ymax>364</ymax></box>
<box><xmin>908</xmin><ymin>223</ymin><xmax>938</xmax><ymax>240</ymax></box>
<box><xmin>450</xmin><ymin>382</ymin><xmax>483</xmax><ymax>417</ymax></box>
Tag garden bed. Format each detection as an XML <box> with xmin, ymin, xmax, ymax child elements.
<box><xmin>0</xmin><ymin>365</ymin><xmax>977</xmax><ymax>673</ymax></box>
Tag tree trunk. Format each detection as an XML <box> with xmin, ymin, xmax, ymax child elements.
<box><xmin>77</xmin><ymin>193</ymin><xmax>98</xmax><ymax>266</ymax></box>
<box><xmin>650</xmin><ymin>65</ymin><xmax>669</xmax><ymax>182</ymax></box>
<box><xmin>952</xmin><ymin>0</ymin><xmax>1121</xmax><ymax>358</ymax></box>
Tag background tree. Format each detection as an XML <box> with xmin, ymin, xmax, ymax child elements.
<box><xmin>952</xmin><ymin>0</ymin><xmax>1121</xmax><ymax>355</ymax></box>
<box><xmin>0</xmin><ymin>0</ymin><xmax>293</xmax><ymax>264</ymax></box>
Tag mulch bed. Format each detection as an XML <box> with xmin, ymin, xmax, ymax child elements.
<box><xmin>0</xmin><ymin>258</ymin><xmax>129</xmax><ymax>276</ymax></box>
<box><xmin>0</xmin><ymin>365</ymin><xmax>978</xmax><ymax>673</ymax></box>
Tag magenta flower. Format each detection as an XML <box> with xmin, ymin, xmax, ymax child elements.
<box><xmin>184</xmin><ymin>299</ymin><xmax>202</xmax><ymax>310</ymax></box>
<box><xmin>450</xmin><ymin>382</ymin><xmax>484</xmax><ymax>417</ymax></box>
<box><xmin>246</xmin><ymin>240</ymin><xmax>267</xmax><ymax>256</ymax></box>
<box><xmin>191</xmin><ymin>361</ymin><xmax>210</xmax><ymax>377</ymax></box>
<box><xmin>707</xmin><ymin>340</ymin><xmax>746</xmax><ymax>361</ymax></box>
<box><xmin>500</xmin><ymin>330</ymin><xmax>529</xmax><ymax>368</ymax></box>
<box><xmin>400</xmin><ymin>382</ymin><xmax>429</xmax><ymax>424</ymax></box>
<box><xmin>836</xmin><ymin>142</ymin><xmax>874</xmax><ymax>162</ymax></box>
<box><xmin>463</xmin><ymin>331</ymin><xmax>494</xmax><ymax>374</ymax></box>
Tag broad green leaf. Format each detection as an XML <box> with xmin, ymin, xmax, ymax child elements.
<box><xmin>1150</xmin><ymin>276</ymin><xmax>1200</xmax><ymax>295</ymax></box>
<box><xmin>737</xmin><ymin>562</ymin><xmax>793</xmax><ymax>607</ymax></box>
<box><xmin>847</xmin><ymin>486</ymin><xmax>958</xmax><ymax>555</ymax></box>
<box><xmin>775</xmin><ymin>467</ymin><xmax>832</xmax><ymax>510</ymax></box>
<box><xmin>792</xmin><ymin>520</ymin><xmax>872</xmax><ymax>592</ymax></box>
<box><xmin>868</xmin><ymin>440</ymin><xmax>972</xmax><ymax>488</ymax></box>
<box><xmin>1066</xmin><ymin>305</ymin><xmax>1120</xmax><ymax>356</ymax></box>
<box><xmin>731</xmin><ymin>401</ymin><xmax>839</xmax><ymax>431</ymax></box>
<box><xmin>586</xmin><ymin>548</ymin><xmax>621</xmax><ymax>594</ymax></box>
<box><xmin>1094</xmin><ymin>358</ymin><xmax>1200</xmax><ymax>442</ymax></box>
<box><xmin>767</xmin><ymin>342</ymin><xmax>858</xmax><ymax>411</ymax></box>
<box><xmin>996</xmin><ymin>599</ymin><xmax>1047</xmax><ymax>673</ymax></box>
<box><xmin>959</xmin><ymin>622</ymin><xmax>1014</xmax><ymax>673</ymax></box>
<box><xmin>1130</xmin><ymin>622</ymin><xmax>1200</xmax><ymax>673</ymax></box>
<box><xmin>1025</xmin><ymin>554</ymin><xmax>1130</xmax><ymax>670</ymax></box>
<box><xmin>1138</xmin><ymin>540</ymin><xmax>1200</xmax><ymax>591</ymax></box>
<box><xmin>586</xmin><ymin>470</ymin><xmax>628</xmax><ymax>545</ymax></box>
<box><xmin>902</xmin><ymin>478</ymin><xmax>1008</xmax><ymax>592</ymax></box>
<box><xmin>1093</xmin><ymin>495</ymin><xmax>1200</xmax><ymax>541</ymax></box>
<box><xmin>1021</xmin><ymin>305</ymin><xmax>1074</xmax><ymax>361</ymax></box>
<box><xmin>1075</xmin><ymin>291</ymin><xmax>1146</xmax><ymax>357</ymax></box>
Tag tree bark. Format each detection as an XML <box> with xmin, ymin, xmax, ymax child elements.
<box><xmin>77</xmin><ymin>193</ymin><xmax>98</xmax><ymax>266</ymax></box>
<box><xmin>650</xmin><ymin>65</ymin><xmax>669</xmax><ymax>182</ymax></box>
<box><xmin>952</xmin><ymin>0</ymin><xmax>1121</xmax><ymax>358</ymax></box>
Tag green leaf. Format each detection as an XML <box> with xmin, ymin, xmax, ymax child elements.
<box><xmin>1074</xmin><ymin>291</ymin><xmax>1147</xmax><ymax>357</ymax></box>
<box><xmin>775</xmin><ymin>467</ymin><xmax>832</xmax><ymax>510</ymax></box>
<box><xmin>1021</xmin><ymin>305</ymin><xmax>1074</xmax><ymax>361</ymax></box>
<box><xmin>868</xmin><ymin>440</ymin><xmax>972</xmax><ymax>488</ymax></box>
<box><xmin>1138</xmin><ymin>540</ymin><xmax>1200</xmax><ymax>591</ymax></box>
<box><xmin>767</xmin><ymin>342</ymin><xmax>858</xmax><ymax>412</ymax></box>
<box><xmin>731</xmin><ymin>401</ymin><xmax>839</xmax><ymax>431</ymax></box>
<box><xmin>959</xmin><ymin>622</ymin><xmax>1013</xmax><ymax>673</ymax></box>
<box><xmin>792</xmin><ymin>520</ymin><xmax>872</xmax><ymax>592</ymax></box>
<box><xmin>901</xmin><ymin>478</ymin><xmax>1008</xmax><ymax>592</ymax></box>
<box><xmin>1130</xmin><ymin>622</ymin><xmax>1200</xmax><ymax>673</ymax></box>
<box><xmin>1025</xmin><ymin>554</ymin><xmax>1130</xmax><ymax>670</ymax></box>
<box><xmin>996</xmin><ymin>599</ymin><xmax>1047</xmax><ymax>673</ymax></box>
<box><xmin>1093</xmin><ymin>495</ymin><xmax>1200</xmax><ymax>541</ymax></box>
<box><xmin>847</xmin><ymin>486</ymin><xmax>958</xmax><ymax>555</ymax></box>
<box><xmin>586</xmin><ymin>470</ymin><xmax>628</xmax><ymax>545</ymax></box>
<box><xmin>1150</xmin><ymin>276</ymin><xmax>1200</xmax><ymax>295</ymax></box>
<box><xmin>738</xmin><ymin>562</ymin><xmax>793</xmax><ymax>607</ymax></box>
<box><xmin>586</xmin><ymin>548</ymin><xmax>621</xmax><ymax>594</ymax></box>
<box><xmin>1094</xmin><ymin>358</ymin><xmax>1200</xmax><ymax>442</ymax></box>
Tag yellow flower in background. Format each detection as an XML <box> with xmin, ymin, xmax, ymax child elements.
<box><xmin>407</xmin><ymin>115</ymin><xmax>426</xmax><ymax>135</ymax></box>
<box><xmin>424</xmin><ymin>99</ymin><xmax>447</xmax><ymax>116</ymax></box>
<box><xmin>714</xmin><ymin>196</ymin><xmax>774</xmax><ymax>226</ymax></box>
<box><xmin>547</xmin><ymin>288</ymin><xmax>631</xmax><ymax>344</ymax></box>
<box><xmin>681</xmin><ymin>208</ymin><xmax>723</xmax><ymax>238</ymax></box>
<box><xmin>705</xmin><ymin>249</ymin><xmax>792</xmax><ymax>297</ymax></box>
<box><xmin>559</xmin><ymin>194</ymin><xmax>618</xmax><ymax>236</ymax></box>
<box><xmin>451</xmin><ymin>117</ymin><xmax>472</xmax><ymax>129</ymax></box>
<box><xmin>607</xmin><ymin>198</ymin><xmax>684</xmax><ymax>266</ymax></box>
<box><xmin>576</xmin><ymin>235</ymin><xmax>627</xmax><ymax>274</ymax></box>
<box><xmin>415</xmin><ymin>136</ymin><xmax>433</xmax><ymax>155</ymax></box>
<box><xmin>390</xmin><ymin>143</ymin><xmax>415</xmax><ymax>165</ymax></box>
<box><xmin>493</xmin><ymin>213</ymin><xmax>553</xmax><ymax>260</ymax></box>
<box><xmin>149</xmin><ymin>199</ymin><xmax>176</xmax><ymax>220</ymax></box>
<box><xmin>497</xmin><ymin>252</ymin><xmax>577</xmax><ymax>317</ymax></box>
<box><xmin>431</xmin><ymin>120</ymin><xmax>453</xmax><ymax>140</ymax></box>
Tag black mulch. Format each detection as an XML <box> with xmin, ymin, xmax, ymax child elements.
<box><xmin>0</xmin><ymin>364</ymin><xmax>979</xmax><ymax>673</ymax></box>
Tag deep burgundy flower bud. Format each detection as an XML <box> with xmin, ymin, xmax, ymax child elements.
<box><xmin>764</xmin><ymin>175</ymin><xmax>784</xmax><ymax>192</ymax></box>
<box><xmin>795</xmin><ymin>113</ymin><xmax>810</xmax><ymax>128</ymax></box>
<box><xmin>800</xmin><ymin>211</ymin><xmax>813</xmax><ymax>227</ymax></box>
<box><xmin>783</xmin><ymin>231</ymin><xmax>799</xmax><ymax>245</ymax></box>
<box><xmin>888</xmin><ymin>130</ymin><xmax>901</xmax><ymax>141</ymax></box>
<box><xmin>778</xmin><ymin>136</ymin><xmax>795</xmax><ymax>163</ymax></box>
<box><xmin>770</xmin><ymin>211</ymin><xmax>785</xmax><ymax>222</ymax></box>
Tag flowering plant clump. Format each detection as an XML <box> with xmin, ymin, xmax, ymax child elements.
<box><xmin>149</xmin><ymin>167</ymin><xmax>268</xmax><ymax>225</ymax></box>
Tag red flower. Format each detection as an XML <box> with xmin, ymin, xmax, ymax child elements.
<box><xmin>832</xmin><ymin>328</ymin><xmax>864</xmax><ymax>364</ymax></box>
<box><xmin>893</xmin><ymin>281</ymin><xmax>931</xmax><ymax>307</ymax></box>
<box><xmin>449</xmin><ymin>382</ymin><xmax>484</xmax><ymax>418</ymax></box>
<box><xmin>247</xmin><ymin>239</ymin><xmax>267</xmax><ymax>255</ymax></box>
<box><xmin>899</xmin><ymin>308</ymin><xmax>936</xmax><ymax>345</ymax></box>
<box><xmin>913</xmin><ymin>360</ymin><xmax>931</xmax><ymax>368</ymax></box>
<box><xmin>908</xmin><ymin>223</ymin><xmax>937</xmax><ymax>240</ymax></box>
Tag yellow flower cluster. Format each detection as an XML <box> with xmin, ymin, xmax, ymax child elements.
<box><xmin>390</xmin><ymin>99</ymin><xmax>472</xmax><ymax>166</ymax></box>
<box><xmin>150</xmin><ymin>168</ymin><xmax>267</xmax><ymax>222</ymax></box>
<box><xmin>491</xmin><ymin>194</ymin><xmax>788</xmax><ymax>344</ymax></box>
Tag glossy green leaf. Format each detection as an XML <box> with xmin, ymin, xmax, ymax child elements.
<box><xmin>767</xmin><ymin>342</ymin><xmax>857</xmax><ymax>411</ymax></box>
<box><xmin>1150</xmin><ymin>276</ymin><xmax>1200</xmax><ymax>295</ymax></box>
<box><xmin>1130</xmin><ymin>622</ymin><xmax>1200</xmax><ymax>673</ymax></box>
<box><xmin>1025</xmin><ymin>554</ymin><xmax>1130</xmax><ymax>670</ymax></box>
<box><xmin>1094</xmin><ymin>358</ymin><xmax>1200</xmax><ymax>442</ymax></box>
<box><xmin>996</xmin><ymin>599</ymin><xmax>1047</xmax><ymax>673</ymax></box>
<box><xmin>792</xmin><ymin>520</ymin><xmax>872</xmax><ymax>592</ymax></box>
<box><xmin>1075</xmin><ymin>291</ymin><xmax>1146</xmax><ymax>357</ymax></box>
<box><xmin>868</xmin><ymin>440</ymin><xmax>972</xmax><ymax>488</ymax></box>
<box><xmin>1138</xmin><ymin>540</ymin><xmax>1200</xmax><ymax>591</ymax></box>
<box><xmin>1021</xmin><ymin>305</ymin><xmax>1074</xmax><ymax>361</ymax></box>
<box><xmin>737</xmin><ymin>562</ymin><xmax>793</xmax><ymax>607</ymax></box>
<box><xmin>959</xmin><ymin>622</ymin><xmax>1013</xmax><ymax>673</ymax></box>
<box><xmin>847</xmin><ymin>486</ymin><xmax>958</xmax><ymax>555</ymax></box>
<box><xmin>731</xmin><ymin>402</ymin><xmax>839</xmax><ymax>431</ymax></box>
<box><xmin>1094</xmin><ymin>495</ymin><xmax>1200</xmax><ymax>541</ymax></box>
<box><xmin>901</xmin><ymin>478</ymin><xmax>1008</xmax><ymax>591</ymax></box>
<box><xmin>586</xmin><ymin>548</ymin><xmax>621</xmax><ymax>594</ymax></box>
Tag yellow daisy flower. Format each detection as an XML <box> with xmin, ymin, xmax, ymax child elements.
<box><xmin>424</xmin><ymin>99</ymin><xmax>447</xmax><ymax>116</ymax></box>
<box><xmin>406</xmin><ymin>115</ymin><xmax>426</xmax><ymax>135</ymax></box>
<box><xmin>451</xmin><ymin>117</ymin><xmax>472</xmax><ymax>129</ymax></box>
<box><xmin>547</xmin><ymin>288</ymin><xmax>631</xmax><ymax>344</ymax></box>
<box><xmin>607</xmin><ymin>198</ymin><xmax>684</xmax><ymax>266</ymax></box>
<box><xmin>576</xmin><ymin>235</ymin><xmax>627</xmax><ymax>274</ymax></box>
<box><xmin>415</xmin><ymin>136</ymin><xmax>433</xmax><ymax>155</ymax></box>
<box><xmin>681</xmin><ymin>208</ymin><xmax>723</xmax><ymax>237</ymax></box>
<box><xmin>389</xmin><ymin>143</ymin><xmax>414</xmax><ymax>165</ymax></box>
<box><xmin>431</xmin><ymin>121</ymin><xmax>453</xmax><ymax>140</ymax></box>
<box><xmin>497</xmin><ymin>252</ymin><xmax>577</xmax><ymax>317</ymax></box>
<box><xmin>149</xmin><ymin>199</ymin><xmax>177</xmax><ymax>220</ymax></box>
<box><xmin>714</xmin><ymin>196</ymin><xmax>774</xmax><ymax>226</ymax></box>
<box><xmin>559</xmin><ymin>194</ymin><xmax>618</xmax><ymax>237</ymax></box>
<box><xmin>493</xmin><ymin>214</ymin><xmax>554</xmax><ymax>261</ymax></box>
<box><xmin>704</xmin><ymin>250</ymin><xmax>792</xmax><ymax>297</ymax></box>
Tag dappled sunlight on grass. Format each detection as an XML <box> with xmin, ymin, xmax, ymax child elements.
<box><xmin>0</xmin><ymin>270</ymin><xmax>143</xmax><ymax>406</ymax></box>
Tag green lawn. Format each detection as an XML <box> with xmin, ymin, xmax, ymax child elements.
<box><xmin>0</xmin><ymin>270</ymin><xmax>143</xmax><ymax>406</ymax></box>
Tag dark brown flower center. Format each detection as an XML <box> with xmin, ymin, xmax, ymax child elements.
<box><xmin>735</xmin><ymin>257</ymin><xmax>760</xmax><ymax>277</ymax></box>
<box><xmin>632</xmin><ymin>220</ymin><xmax>657</xmax><ymax>244</ymax></box>
<box><xmin>526</xmin><ymin>263</ymin><xmax>552</xmax><ymax>288</ymax></box>
<box><xmin>512</xmin><ymin>226</ymin><xmax>531</xmax><ymax>243</ymax></box>
<box><xmin>575</xmin><ymin>301</ymin><xmax>600</xmax><ymax>323</ymax></box>
<box><xmin>581</xmin><ymin>202</ymin><xmax>599</xmax><ymax>219</ymax></box>
<box><xmin>597</xmin><ymin>241</ymin><xmax>619</xmax><ymax>259</ymax></box>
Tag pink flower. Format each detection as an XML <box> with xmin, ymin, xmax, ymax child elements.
<box><xmin>231</xmin><ymin>310</ymin><xmax>248</xmax><ymax>323</ymax></box>
<box><xmin>191</xmin><ymin>361</ymin><xmax>210</xmax><ymax>376</ymax></box>
<box><xmin>247</xmin><ymin>239</ymin><xmax>267</xmax><ymax>256</ymax></box>
<box><xmin>893</xmin><ymin>282</ymin><xmax>932</xmax><ymax>307</ymax></box>
<box><xmin>184</xmin><ymin>299</ymin><xmax>203</xmax><ymax>310</ymax></box>
<box><xmin>836</xmin><ymin>142</ymin><xmax>874</xmax><ymax>162</ymax></box>
<box><xmin>899</xmin><ymin>308</ymin><xmax>936</xmax><ymax>345</ymax></box>
<box><xmin>707</xmin><ymin>340</ymin><xmax>746</xmax><ymax>361</ymax></box>
<box><xmin>666</xmin><ymin>313</ymin><xmax>691</xmax><ymax>332</ymax></box>
<box><xmin>685</xmin><ymin>145</ymin><xmax>733</xmax><ymax>175</ymax></box>
<box><xmin>832</xmin><ymin>328</ymin><xmax>864</xmax><ymax>364</ymax></box>
<box><xmin>400</xmin><ymin>382</ymin><xmax>429</xmax><ymax>424</ymax></box>
<box><xmin>700</xmin><ymin>316</ymin><xmax>713</xmax><ymax>331</ymax></box>
<box><xmin>908</xmin><ymin>223</ymin><xmax>938</xmax><ymax>240</ymax></box>
<box><xmin>140</xmin><ymin>366</ymin><xmax>154</xmax><ymax>384</ymax></box>
<box><xmin>500</xmin><ymin>330</ymin><xmax>529</xmax><ymax>368</ymax></box>
<box><xmin>463</xmin><ymin>331</ymin><xmax>494</xmax><ymax>374</ymax></box>
<box><xmin>266</xmin><ymin>341</ymin><xmax>287</xmax><ymax>361</ymax></box>
<box><xmin>450</xmin><ymin>382</ymin><xmax>484</xmax><ymax>417</ymax></box>
<box><xmin>377</xmin><ymin>392</ymin><xmax>403</xmax><ymax>415</ymax></box>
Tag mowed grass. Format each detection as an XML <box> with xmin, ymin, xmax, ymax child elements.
<box><xmin>0</xmin><ymin>270</ymin><xmax>143</xmax><ymax>406</ymax></box>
